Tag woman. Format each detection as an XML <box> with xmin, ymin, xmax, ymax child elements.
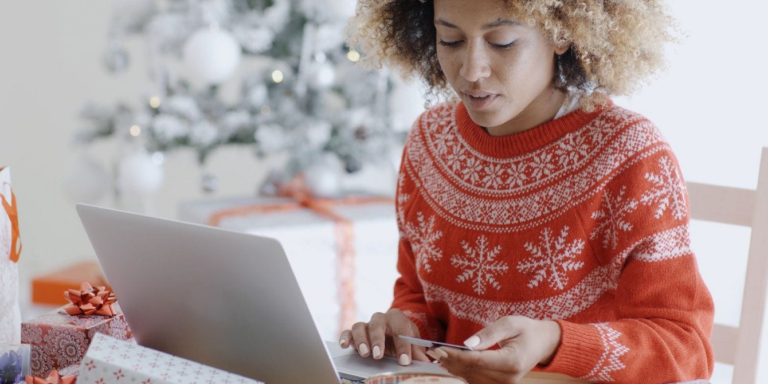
<box><xmin>340</xmin><ymin>0</ymin><xmax>714</xmax><ymax>382</ymax></box>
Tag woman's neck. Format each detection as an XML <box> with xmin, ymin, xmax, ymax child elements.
<box><xmin>484</xmin><ymin>88</ymin><xmax>567</xmax><ymax>137</ymax></box>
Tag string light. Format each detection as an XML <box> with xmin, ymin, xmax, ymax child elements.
<box><xmin>271</xmin><ymin>70</ymin><xmax>284</xmax><ymax>83</ymax></box>
<box><xmin>129</xmin><ymin>125</ymin><xmax>141</xmax><ymax>137</ymax></box>
<box><xmin>347</xmin><ymin>50</ymin><xmax>361</xmax><ymax>62</ymax></box>
<box><xmin>149</xmin><ymin>96</ymin><xmax>161</xmax><ymax>109</ymax></box>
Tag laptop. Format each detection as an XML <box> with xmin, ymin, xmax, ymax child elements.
<box><xmin>76</xmin><ymin>204</ymin><xmax>447</xmax><ymax>384</ymax></box>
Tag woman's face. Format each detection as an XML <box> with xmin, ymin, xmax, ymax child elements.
<box><xmin>434</xmin><ymin>0</ymin><xmax>567</xmax><ymax>134</ymax></box>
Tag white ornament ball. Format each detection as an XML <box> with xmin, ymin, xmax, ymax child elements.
<box><xmin>118</xmin><ymin>152</ymin><xmax>164</xmax><ymax>196</ymax></box>
<box><xmin>63</xmin><ymin>156</ymin><xmax>112</xmax><ymax>203</ymax></box>
<box><xmin>247</xmin><ymin>83</ymin><xmax>269</xmax><ymax>107</ymax></box>
<box><xmin>183</xmin><ymin>28</ymin><xmax>242</xmax><ymax>85</ymax></box>
<box><xmin>102</xmin><ymin>43</ymin><xmax>130</xmax><ymax>74</ymax></box>
<box><xmin>304</xmin><ymin>154</ymin><xmax>343</xmax><ymax>198</ymax></box>
<box><xmin>308</xmin><ymin>62</ymin><xmax>336</xmax><ymax>90</ymax></box>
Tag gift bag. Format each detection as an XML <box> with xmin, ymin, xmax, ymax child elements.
<box><xmin>0</xmin><ymin>166</ymin><xmax>22</xmax><ymax>345</ymax></box>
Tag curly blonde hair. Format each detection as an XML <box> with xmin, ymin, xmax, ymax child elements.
<box><xmin>345</xmin><ymin>0</ymin><xmax>677</xmax><ymax>110</ymax></box>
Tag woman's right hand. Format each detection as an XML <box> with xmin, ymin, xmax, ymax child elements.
<box><xmin>338</xmin><ymin>308</ymin><xmax>429</xmax><ymax>365</ymax></box>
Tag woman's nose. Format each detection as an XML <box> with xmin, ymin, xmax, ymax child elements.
<box><xmin>459</xmin><ymin>44</ymin><xmax>491</xmax><ymax>82</ymax></box>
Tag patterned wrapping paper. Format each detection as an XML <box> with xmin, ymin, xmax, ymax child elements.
<box><xmin>21</xmin><ymin>304</ymin><xmax>131</xmax><ymax>378</ymax></box>
<box><xmin>178</xmin><ymin>196</ymin><xmax>401</xmax><ymax>341</ymax></box>
<box><xmin>0</xmin><ymin>166</ymin><xmax>22</xmax><ymax>345</ymax></box>
<box><xmin>77</xmin><ymin>333</ymin><xmax>264</xmax><ymax>384</ymax></box>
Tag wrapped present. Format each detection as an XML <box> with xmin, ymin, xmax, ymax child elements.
<box><xmin>178</xmin><ymin>193</ymin><xmax>401</xmax><ymax>340</ymax></box>
<box><xmin>31</xmin><ymin>262</ymin><xmax>111</xmax><ymax>306</ymax></box>
<box><xmin>77</xmin><ymin>334</ymin><xmax>263</xmax><ymax>384</ymax></box>
<box><xmin>0</xmin><ymin>344</ymin><xmax>30</xmax><ymax>384</ymax></box>
<box><xmin>1</xmin><ymin>167</ymin><xmax>22</xmax><ymax>345</ymax></box>
<box><xmin>25</xmin><ymin>369</ymin><xmax>75</xmax><ymax>384</ymax></box>
<box><xmin>21</xmin><ymin>292</ymin><xmax>131</xmax><ymax>378</ymax></box>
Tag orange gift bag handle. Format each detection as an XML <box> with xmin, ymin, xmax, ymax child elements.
<box><xmin>2</xmin><ymin>182</ymin><xmax>22</xmax><ymax>263</ymax></box>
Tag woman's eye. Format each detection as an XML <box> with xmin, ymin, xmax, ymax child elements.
<box><xmin>439</xmin><ymin>40</ymin><xmax>462</xmax><ymax>47</ymax></box>
<box><xmin>492</xmin><ymin>41</ymin><xmax>516</xmax><ymax>49</ymax></box>
<box><xmin>438</xmin><ymin>40</ymin><xmax>516</xmax><ymax>49</ymax></box>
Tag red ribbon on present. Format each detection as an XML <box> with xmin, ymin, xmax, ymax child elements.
<box><xmin>1</xmin><ymin>181</ymin><xmax>22</xmax><ymax>263</ymax></box>
<box><xmin>26</xmin><ymin>370</ymin><xmax>77</xmax><ymax>384</ymax></box>
<box><xmin>208</xmin><ymin>174</ymin><xmax>393</xmax><ymax>335</ymax></box>
<box><xmin>63</xmin><ymin>282</ymin><xmax>117</xmax><ymax>317</ymax></box>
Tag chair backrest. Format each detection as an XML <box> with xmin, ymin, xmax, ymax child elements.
<box><xmin>686</xmin><ymin>147</ymin><xmax>768</xmax><ymax>384</ymax></box>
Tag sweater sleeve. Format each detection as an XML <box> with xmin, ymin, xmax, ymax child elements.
<box><xmin>389</xmin><ymin>127</ymin><xmax>446</xmax><ymax>341</ymax></box>
<box><xmin>391</xmin><ymin>234</ymin><xmax>445</xmax><ymax>341</ymax></box>
<box><xmin>538</xmin><ymin>150</ymin><xmax>715</xmax><ymax>383</ymax></box>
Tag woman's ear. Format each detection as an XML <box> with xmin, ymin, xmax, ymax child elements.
<box><xmin>554</xmin><ymin>43</ymin><xmax>570</xmax><ymax>56</ymax></box>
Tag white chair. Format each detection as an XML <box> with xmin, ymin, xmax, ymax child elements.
<box><xmin>686</xmin><ymin>147</ymin><xmax>768</xmax><ymax>384</ymax></box>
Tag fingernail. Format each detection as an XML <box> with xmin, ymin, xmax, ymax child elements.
<box><xmin>373</xmin><ymin>345</ymin><xmax>382</xmax><ymax>359</ymax></box>
<box><xmin>426</xmin><ymin>350</ymin><xmax>441</xmax><ymax>361</ymax></box>
<box><xmin>434</xmin><ymin>348</ymin><xmax>448</xmax><ymax>359</ymax></box>
<box><xmin>339</xmin><ymin>339</ymin><xmax>347</xmax><ymax>347</ymax></box>
<box><xmin>464</xmin><ymin>335</ymin><xmax>480</xmax><ymax>348</ymax></box>
<box><xmin>399</xmin><ymin>354</ymin><xmax>411</xmax><ymax>366</ymax></box>
<box><xmin>359</xmin><ymin>343</ymin><xmax>369</xmax><ymax>357</ymax></box>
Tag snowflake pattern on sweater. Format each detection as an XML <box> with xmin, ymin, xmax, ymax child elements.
<box><xmin>391</xmin><ymin>101</ymin><xmax>714</xmax><ymax>383</ymax></box>
<box><xmin>450</xmin><ymin>235</ymin><xmax>508</xmax><ymax>295</ymax></box>
<box><xmin>517</xmin><ymin>225</ymin><xmax>585</xmax><ymax>291</ymax></box>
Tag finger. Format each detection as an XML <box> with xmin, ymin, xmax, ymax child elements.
<box><xmin>386</xmin><ymin>311</ymin><xmax>419</xmax><ymax>365</ymax></box>
<box><xmin>436</xmin><ymin>349</ymin><xmax>492</xmax><ymax>383</ymax></box>
<box><xmin>426</xmin><ymin>349</ymin><xmax>442</xmax><ymax>362</ymax></box>
<box><xmin>439</xmin><ymin>357</ymin><xmax>512</xmax><ymax>384</ymax></box>
<box><xmin>367</xmin><ymin>312</ymin><xmax>387</xmax><ymax>359</ymax></box>
<box><xmin>351</xmin><ymin>322</ymin><xmax>371</xmax><ymax>357</ymax></box>
<box><xmin>437</xmin><ymin>346</ymin><xmax>521</xmax><ymax>372</ymax></box>
<box><xmin>464</xmin><ymin>316</ymin><xmax>523</xmax><ymax>350</ymax></box>
<box><xmin>339</xmin><ymin>330</ymin><xmax>352</xmax><ymax>348</ymax></box>
<box><xmin>412</xmin><ymin>345</ymin><xmax>429</xmax><ymax>362</ymax></box>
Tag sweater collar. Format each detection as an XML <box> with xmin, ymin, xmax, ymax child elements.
<box><xmin>454</xmin><ymin>100</ymin><xmax>609</xmax><ymax>158</ymax></box>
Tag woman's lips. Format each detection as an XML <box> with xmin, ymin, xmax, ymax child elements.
<box><xmin>463</xmin><ymin>92</ymin><xmax>499</xmax><ymax>111</ymax></box>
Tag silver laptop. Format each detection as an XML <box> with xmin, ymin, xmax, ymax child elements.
<box><xmin>76</xmin><ymin>204</ymin><xmax>446</xmax><ymax>384</ymax></box>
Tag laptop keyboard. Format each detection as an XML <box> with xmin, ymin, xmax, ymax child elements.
<box><xmin>341</xmin><ymin>378</ymin><xmax>365</xmax><ymax>384</ymax></box>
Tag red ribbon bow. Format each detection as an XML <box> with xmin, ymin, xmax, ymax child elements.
<box><xmin>26</xmin><ymin>370</ymin><xmax>77</xmax><ymax>384</ymax></box>
<box><xmin>64</xmin><ymin>282</ymin><xmax>117</xmax><ymax>317</ymax></box>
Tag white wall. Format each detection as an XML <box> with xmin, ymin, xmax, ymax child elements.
<box><xmin>613</xmin><ymin>1</ymin><xmax>768</xmax><ymax>382</ymax></box>
<box><xmin>1</xmin><ymin>1</ymin><xmax>766</xmax><ymax>382</ymax></box>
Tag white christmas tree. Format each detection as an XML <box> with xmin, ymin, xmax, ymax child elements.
<box><xmin>73</xmin><ymin>0</ymin><xmax>423</xmax><ymax>197</ymax></box>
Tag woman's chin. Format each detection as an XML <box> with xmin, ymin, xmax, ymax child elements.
<box><xmin>468</xmin><ymin>110</ymin><xmax>515</xmax><ymax>131</ymax></box>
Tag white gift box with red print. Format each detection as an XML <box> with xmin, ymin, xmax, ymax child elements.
<box><xmin>178</xmin><ymin>196</ymin><xmax>401</xmax><ymax>340</ymax></box>
<box><xmin>77</xmin><ymin>333</ymin><xmax>264</xmax><ymax>384</ymax></box>
<box><xmin>0</xmin><ymin>166</ymin><xmax>22</xmax><ymax>345</ymax></box>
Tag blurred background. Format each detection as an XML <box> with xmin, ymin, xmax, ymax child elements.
<box><xmin>1</xmin><ymin>1</ymin><xmax>766</xmax><ymax>383</ymax></box>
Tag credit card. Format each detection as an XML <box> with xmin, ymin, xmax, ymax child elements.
<box><xmin>398</xmin><ymin>335</ymin><xmax>474</xmax><ymax>351</ymax></box>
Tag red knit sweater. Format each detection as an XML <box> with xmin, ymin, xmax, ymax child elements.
<box><xmin>391</xmin><ymin>100</ymin><xmax>714</xmax><ymax>383</ymax></box>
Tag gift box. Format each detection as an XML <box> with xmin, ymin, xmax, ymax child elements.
<box><xmin>1</xmin><ymin>166</ymin><xmax>22</xmax><ymax>345</ymax></box>
<box><xmin>77</xmin><ymin>333</ymin><xmax>263</xmax><ymax>384</ymax></box>
<box><xmin>178</xmin><ymin>194</ymin><xmax>401</xmax><ymax>341</ymax></box>
<box><xmin>21</xmin><ymin>304</ymin><xmax>131</xmax><ymax>378</ymax></box>
<box><xmin>31</xmin><ymin>262</ymin><xmax>111</xmax><ymax>306</ymax></box>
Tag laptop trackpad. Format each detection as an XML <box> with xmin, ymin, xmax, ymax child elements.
<box><xmin>333</xmin><ymin>354</ymin><xmax>448</xmax><ymax>380</ymax></box>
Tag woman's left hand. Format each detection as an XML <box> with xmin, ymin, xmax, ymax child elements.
<box><xmin>427</xmin><ymin>316</ymin><xmax>562</xmax><ymax>384</ymax></box>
